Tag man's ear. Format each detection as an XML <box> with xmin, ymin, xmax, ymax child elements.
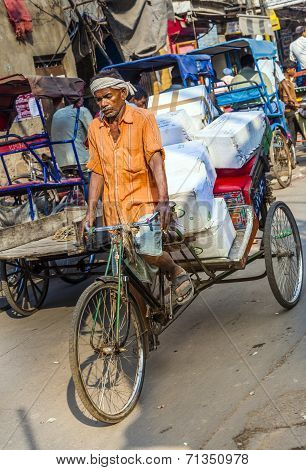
<box><xmin>121</xmin><ymin>88</ymin><xmax>128</xmax><ymax>100</ymax></box>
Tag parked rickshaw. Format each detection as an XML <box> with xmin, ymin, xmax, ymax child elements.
<box><xmin>0</xmin><ymin>74</ymin><xmax>100</xmax><ymax>315</ymax></box>
<box><xmin>189</xmin><ymin>39</ymin><xmax>296</xmax><ymax>188</ymax></box>
<box><xmin>102</xmin><ymin>53</ymin><xmax>214</xmax><ymax>89</ymax></box>
<box><xmin>67</xmin><ymin>56</ymin><xmax>304</xmax><ymax>424</ymax></box>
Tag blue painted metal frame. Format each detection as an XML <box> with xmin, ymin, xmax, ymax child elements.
<box><xmin>102</xmin><ymin>54</ymin><xmax>214</xmax><ymax>87</ymax></box>
<box><xmin>0</xmin><ymin>99</ymin><xmax>87</xmax><ymax>220</ymax></box>
<box><xmin>189</xmin><ymin>39</ymin><xmax>289</xmax><ymax>135</ymax></box>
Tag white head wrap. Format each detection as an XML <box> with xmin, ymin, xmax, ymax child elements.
<box><xmin>90</xmin><ymin>77</ymin><xmax>136</xmax><ymax>96</ymax></box>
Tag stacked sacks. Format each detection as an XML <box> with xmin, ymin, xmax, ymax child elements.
<box><xmin>153</xmin><ymin>104</ymin><xmax>238</xmax><ymax>259</ymax></box>
<box><xmin>189</xmin><ymin>198</ymin><xmax>236</xmax><ymax>259</ymax></box>
<box><xmin>164</xmin><ymin>141</ymin><xmax>236</xmax><ymax>259</ymax></box>
<box><xmin>164</xmin><ymin>141</ymin><xmax>216</xmax><ymax>237</ymax></box>
<box><xmin>156</xmin><ymin>110</ymin><xmax>194</xmax><ymax>147</ymax></box>
<box><xmin>148</xmin><ymin>85</ymin><xmax>219</xmax><ymax>129</ymax></box>
<box><xmin>193</xmin><ymin>111</ymin><xmax>266</xmax><ymax>169</ymax></box>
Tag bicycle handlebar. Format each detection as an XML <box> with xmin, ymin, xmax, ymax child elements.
<box><xmin>85</xmin><ymin>211</ymin><xmax>160</xmax><ymax>233</ymax></box>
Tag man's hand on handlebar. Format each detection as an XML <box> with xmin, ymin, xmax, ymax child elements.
<box><xmin>157</xmin><ymin>200</ymin><xmax>171</xmax><ymax>231</ymax></box>
<box><xmin>85</xmin><ymin>211</ymin><xmax>96</xmax><ymax>228</ymax></box>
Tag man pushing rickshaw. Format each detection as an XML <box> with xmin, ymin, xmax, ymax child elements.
<box><xmin>85</xmin><ymin>68</ymin><xmax>194</xmax><ymax>305</ymax></box>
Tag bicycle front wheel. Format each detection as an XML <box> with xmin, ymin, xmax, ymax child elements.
<box><xmin>69</xmin><ymin>280</ymin><xmax>147</xmax><ymax>424</ymax></box>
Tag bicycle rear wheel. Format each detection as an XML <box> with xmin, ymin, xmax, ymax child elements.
<box><xmin>270</xmin><ymin>129</ymin><xmax>292</xmax><ymax>188</ymax></box>
<box><xmin>264</xmin><ymin>201</ymin><xmax>303</xmax><ymax>309</ymax></box>
<box><xmin>69</xmin><ymin>280</ymin><xmax>147</xmax><ymax>423</ymax></box>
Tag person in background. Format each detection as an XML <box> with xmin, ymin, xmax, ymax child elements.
<box><xmin>51</xmin><ymin>99</ymin><xmax>93</xmax><ymax>171</ymax></box>
<box><xmin>162</xmin><ymin>65</ymin><xmax>184</xmax><ymax>93</ymax></box>
<box><xmin>279</xmin><ymin>61</ymin><xmax>306</xmax><ymax>145</ymax></box>
<box><xmin>231</xmin><ymin>54</ymin><xmax>273</xmax><ymax>94</ymax></box>
<box><xmin>128</xmin><ymin>85</ymin><xmax>148</xmax><ymax>109</ymax></box>
<box><xmin>220</xmin><ymin>67</ymin><xmax>234</xmax><ymax>86</ymax></box>
<box><xmin>290</xmin><ymin>26</ymin><xmax>306</xmax><ymax>71</ymax></box>
<box><xmin>257</xmin><ymin>57</ymin><xmax>294</xmax><ymax>106</ymax></box>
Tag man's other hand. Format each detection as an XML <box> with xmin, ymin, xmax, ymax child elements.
<box><xmin>157</xmin><ymin>201</ymin><xmax>171</xmax><ymax>230</ymax></box>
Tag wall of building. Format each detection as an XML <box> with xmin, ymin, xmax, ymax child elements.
<box><xmin>0</xmin><ymin>0</ymin><xmax>76</xmax><ymax>77</ymax></box>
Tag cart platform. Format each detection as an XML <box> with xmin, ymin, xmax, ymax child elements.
<box><xmin>0</xmin><ymin>207</ymin><xmax>86</xmax><ymax>260</ymax></box>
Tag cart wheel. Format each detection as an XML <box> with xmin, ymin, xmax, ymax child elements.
<box><xmin>264</xmin><ymin>201</ymin><xmax>303</xmax><ymax>309</ymax></box>
<box><xmin>51</xmin><ymin>254</ymin><xmax>96</xmax><ymax>284</ymax></box>
<box><xmin>270</xmin><ymin>129</ymin><xmax>292</xmax><ymax>188</ymax></box>
<box><xmin>0</xmin><ymin>259</ymin><xmax>49</xmax><ymax>316</ymax></box>
<box><xmin>69</xmin><ymin>280</ymin><xmax>147</xmax><ymax>423</ymax></box>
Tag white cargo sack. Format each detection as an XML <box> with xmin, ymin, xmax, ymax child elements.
<box><xmin>189</xmin><ymin>198</ymin><xmax>236</xmax><ymax>258</ymax></box>
<box><xmin>198</xmin><ymin>111</ymin><xmax>266</xmax><ymax>168</ymax></box>
<box><xmin>156</xmin><ymin>109</ymin><xmax>195</xmax><ymax>146</ymax></box>
<box><xmin>148</xmin><ymin>85</ymin><xmax>218</xmax><ymax>129</ymax></box>
<box><xmin>159</xmin><ymin>124</ymin><xmax>189</xmax><ymax>147</ymax></box>
<box><xmin>171</xmin><ymin>191</ymin><xmax>214</xmax><ymax>237</ymax></box>
<box><xmin>164</xmin><ymin>141</ymin><xmax>216</xmax><ymax>200</ymax></box>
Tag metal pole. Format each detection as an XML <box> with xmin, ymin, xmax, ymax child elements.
<box><xmin>190</xmin><ymin>0</ymin><xmax>198</xmax><ymax>48</ymax></box>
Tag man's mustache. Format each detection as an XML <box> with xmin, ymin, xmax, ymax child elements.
<box><xmin>101</xmin><ymin>106</ymin><xmax>113</xmax><ymax>112</ymax></box>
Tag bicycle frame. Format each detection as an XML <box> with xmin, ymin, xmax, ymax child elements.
<box><xmin>87</xmin><ymin>203</ymin><xmax>269</xmax><ymax>344</ymax></box>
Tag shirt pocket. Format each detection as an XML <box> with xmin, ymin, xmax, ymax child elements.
<box><xmin>121</xmin><ymin>147</ymin><xmax>146</xmax><ymax>174</ymax></box>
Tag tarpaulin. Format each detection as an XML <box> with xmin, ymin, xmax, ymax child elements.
<box><xmin>238</xmin><ymin>15</ymin><xmax>273</xmax><ymax>36</ymax></box>
<box><xmin>104</xmin><ymin>0</ymin><xmax>174</xmax><ymax>59</ymax></box>
<box><xmin>3</xmin><ymin>0</ymin><xmax>33</xmax><ymax>40</ymax></box>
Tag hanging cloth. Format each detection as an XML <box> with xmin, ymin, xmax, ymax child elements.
<box><xmin>3</xmin><ymin>0</ymin><xmax>33</xmax><ymax>40</ymax></box>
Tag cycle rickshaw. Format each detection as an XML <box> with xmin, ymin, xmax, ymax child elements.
<box><xmin>189</xmin><ymin>38</ymin><xmax>296</xmax><ymax>188</ymax></box>
<box><xmin>67</xmin><ymin>59</ymin><xmax>304</xmax><ymax>423</ymax></box>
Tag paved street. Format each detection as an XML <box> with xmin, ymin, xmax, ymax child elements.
<box><xmin>1</xmin><ymin>172</ymin><xmax>306</xmax><ymax>450</ymax></box>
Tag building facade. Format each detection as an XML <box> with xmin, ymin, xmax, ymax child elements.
<box><xmin>0</xmin><ymin>0</ymin><xmax>76</xmax><ymax>78</ymax></box>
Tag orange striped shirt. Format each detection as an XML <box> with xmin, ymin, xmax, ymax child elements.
<box><xmin>87</xmin><ymin>104</ymin><xmax>164</xmax><ymax>225</ymax></box>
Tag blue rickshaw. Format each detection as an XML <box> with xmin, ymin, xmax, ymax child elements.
<box><xmin>189</xmin><ymin>38</ymin><xmax>295</xmax><ymax>188</ymax></box>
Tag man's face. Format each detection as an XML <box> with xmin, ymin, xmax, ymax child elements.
<box><xmin>131</xmin><ymin>96</ymin><xmax>147</xmax><ymax>109</ymax></box>
<box><xmin>303</xmin><ymin>29</ymin><xmax>306</xmax><ymax>38</ymax></box>
<box><xmin>94</xmin><ymin>86</ymin><xmax>127</xmax><ymax>118</ymax></box>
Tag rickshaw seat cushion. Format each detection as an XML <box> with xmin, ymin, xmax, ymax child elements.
<box><xmin>214</xmin><ymin>175</ymin><xmax>252</xmax><ymax>204</ymax></box>
<box><xmin>0</xmin><ymin>134</ymin><xmax>49</xmax><ymax>155</ymax></box>
<box><xmin>0</xmin><ymin>177</ymin><xmax>83</xmax><ymax>196</ymax></box>
<box><xmin>215</xmin><ymin>156</ymin><xmax>256</xmax><ymax>178</ymax></box>
<box><xmin>0</xmin><ymin>180</ymin><xmax>41</xmax><ymax>195</ymax></box>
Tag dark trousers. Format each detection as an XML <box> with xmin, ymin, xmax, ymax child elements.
<box><xmin>285</xmin><ymin>110</ymin><xmax>300</xmax><ymax>146</ymax></box>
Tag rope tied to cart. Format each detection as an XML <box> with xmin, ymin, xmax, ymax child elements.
<box><xmin>52</xmin><ymin>226</ymin><xmax>76</xmax><ymax>242</ymax></box>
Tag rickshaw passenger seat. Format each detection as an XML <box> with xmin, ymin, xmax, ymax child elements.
<box><xmin>214</xmin><ymin>175</ymin><xmax>252</xmax><ymax>204</ymax></box>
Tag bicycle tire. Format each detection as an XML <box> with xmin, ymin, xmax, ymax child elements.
<box><xmin>0</xmin><ymin>259</ymin><xmax>49</xmax><ymax>316</ymax></box>
<box><xmin>69</xmin><ymin>280</ymin><xmax>147</xmax><ymax>423</ymax></box>
<box><xmin>11</xmin><ymin>174</ymin><xmax>58</xmax><ymax>214</ymax></box>
<box><xmin>264</xmin><ymin>201</ymin><xmax>303</xmax><ymax>309</ymax></box>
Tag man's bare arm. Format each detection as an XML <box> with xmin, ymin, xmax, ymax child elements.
<box><xmin>280</xmin><ymin>79</ymin><xmax>296</xmax><ymax>106</ymax></box>
<box><xmin>86</xmin><ymin>171</ymin><xmax>104</xmax><ymax>227</ymax></box>
<box><xmin>149</xmin><ymin>151</ymin><xmax>171</xmax><ymax>229</ymax></box>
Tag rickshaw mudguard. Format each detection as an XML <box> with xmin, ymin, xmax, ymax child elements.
<box><xmin>270</xmin><ymin>121</ymin><xmax>288</xmax><ymax>136</ymax></box>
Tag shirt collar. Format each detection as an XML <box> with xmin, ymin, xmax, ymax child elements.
<box><xmin>98</xmin><ymin>103</ymin><xmax>134</xmax><ymax>127</ymax></box>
